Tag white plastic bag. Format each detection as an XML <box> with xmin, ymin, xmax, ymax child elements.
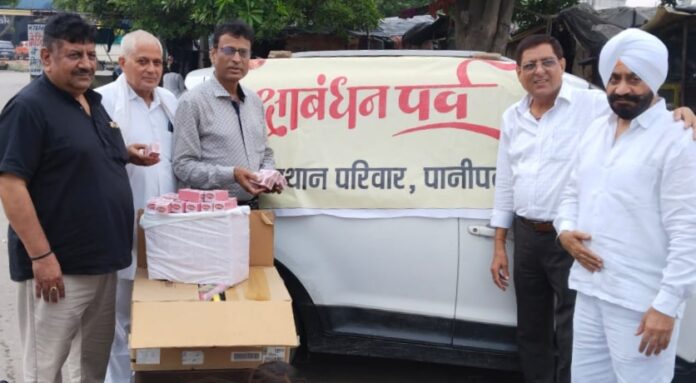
<box><xmin>140</xmin><ymin>206</ymin><xmax>250</xmax><ymax>285</ymax></box>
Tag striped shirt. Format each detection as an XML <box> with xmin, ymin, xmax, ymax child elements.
<box><xmin>172</xmin><ymin>74</ymin><xmax>275</xmax><ymax>201</ymax></box>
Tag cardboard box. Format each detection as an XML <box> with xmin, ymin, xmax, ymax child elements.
<box><xmin>137</xmin><ymin>210</ymin><xmax>276</xmax><ymax>268</ymax></box>
<box><xmin>132</xmin><ymin>210</ymin><xmax>297</xmax><ymax>372</ymax></box>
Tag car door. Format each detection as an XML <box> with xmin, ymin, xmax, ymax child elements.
<box><xmin>453</xmin><ymin>219</ymin><xmax>517</xmax><ymax>354</ymax></box>
<box><xmin>275</xmin><ymin>215</ymin><xmax>459</xmax><ymax>345</ymax></box>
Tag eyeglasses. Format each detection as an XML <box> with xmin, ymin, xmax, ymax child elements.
<box><xmin>521</xmin><ymin>58</ymin><xmax>558</xmax><ymax>72</ymax></box>
<box><xmin>217</xmin><ymin>46</ymin><xmax>251</xmax><ymax>59</ymax></box>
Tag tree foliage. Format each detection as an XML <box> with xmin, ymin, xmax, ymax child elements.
<box><xmin>514</xmin><ymin>0</ymin><xmax>579</xmax><ymax>32</ymax></box>
<box><xmin>374</xmin><ymin>0</ymin><xmax>427</xmax><ymax>17</ymax></box>
<box><xmin>54</xmin><ymin>0</ymin><xmax>381</xmax><ymax>40</ymax></box>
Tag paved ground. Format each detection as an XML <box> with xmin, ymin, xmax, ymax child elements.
<box><xmin>0</xmin><ymin>70</ymin><xmax>29</xmax><ymax>383</ymax></box>
<box><xmin>0</xmin><ymin>70</ymin><xmax>523</xmax><ymax>383</ymax></box>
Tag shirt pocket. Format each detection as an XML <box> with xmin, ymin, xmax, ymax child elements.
<box><xmin>102</xmin><ymin>122</ymin><xmax>129</xmax><ymax>165</ymax></box>
<box><xmin>550</xmin><ymin>126</ymin><xmax>578</xmax><ymax>160</ymax></box>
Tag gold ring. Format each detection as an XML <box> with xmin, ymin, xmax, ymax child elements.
<box><xmin>49</xmin><ymin>286</ymin><xmax>58</xmax><ymax>293</ymax></box>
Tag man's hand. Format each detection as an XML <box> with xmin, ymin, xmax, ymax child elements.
<box><xmin>127</xmin><ymin>143</ymin><xmax>160</xmax><ymax>166</ymax></box>
<box><xmin>32</xmin><ymin>253</ymin><xmax>65</xmax><ymax>303</ymax></box>
<box><xmin>234</xmin><ymin>167</ymin><xmax>265</xmax><ymax>196</ymax></box>
<box><xmin>558</xmin><ymin>230</ymin><xmax>603</xmax><ymax>272</ymax></box>
<box><xmin>490</xmin><ymin>243</ymin><xmax>510</xmax><ymax>291</ymax></box>
<box><xmin>270</xmin><ymin>183</ymin><xmax>284</xmax><ymax>194</ymax></box>
<box><xmin>636</xmin><ymin>307</ymin><xmax>675</xmax><ymax>356</ymax></box>
<box><xmin>673</xmin><ymin>107</ymin><xmax>696</xmax><ymax>139</ymax></box>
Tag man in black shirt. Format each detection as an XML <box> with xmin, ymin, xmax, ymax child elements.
<box><xmin>0</xmin><ymin>13</ymin><xmax>157</xmax><ymax>382</ymax></box>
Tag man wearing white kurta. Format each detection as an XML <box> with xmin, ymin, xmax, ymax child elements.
<box><xmin>555</xmin><ymin>28</ymin><xmax>696</xmax><ymax>383</ymax></box>
<box><xmin>96</xmin><ymin>30</ymin><xmax>178</xmax><ymax>383</ymax></box>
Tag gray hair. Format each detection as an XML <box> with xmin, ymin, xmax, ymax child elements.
<box><xmin>120</xmin><ymin>29</ymin><xmax>162</xmax><ymax>58</ymax></box>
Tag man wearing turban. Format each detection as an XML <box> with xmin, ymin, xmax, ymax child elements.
<box><xmin>556</xmin><ymin>28</ymin><xmax>696</xmax><ymax>382</ymax></box>
<box><xmin>491</xmin><ymin>33</ymin><xmax>696</xmax><ymax>383</ymax></box>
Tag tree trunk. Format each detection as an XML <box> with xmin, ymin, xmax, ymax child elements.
<box><xmin>452</xmin><ymin>0</ymin><xmax>515</xmax><ymax>53</ymax></box>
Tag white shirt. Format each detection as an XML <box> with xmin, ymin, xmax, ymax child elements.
<box><xmin>97</xmin><ymin>75</ymin><xmax>179</xmax><ymax>279</ymax></box>
<box><xmin>555</xmin><ymin>99</ymin><xmax>696</xmax><ymax>318</ymax></box>
<box><xmin>490</xmin><ymin>83</ymin><xmax>608</xmax><ymax>228</ymax></box>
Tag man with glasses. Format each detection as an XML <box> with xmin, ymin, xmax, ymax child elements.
<box><xmin>489</xmin><ymin>35</ymin><xmax>695</xmax><ymax>383</ymax></box>
<box><xmin>173</xmin><ymin>20</ymin><xmax>277</xmax><ymax>206</ymax></box>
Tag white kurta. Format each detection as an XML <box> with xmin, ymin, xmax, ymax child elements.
<box><xmin>555</xmin><ymin>99</ymin><xmax>696</xmax><ymax>318</ymax></box>
<box><xmin>95</xmin><ymin>75</ymin><xmax>178</xmax><ymax>383</ymax></box>
<box><xmin>97</xmin><ymin>74</ymin><xmax>178</xmax><ymax>280</ymax></box>
<box><xmin>555</xmin><ymin>100</ymin><xmax>696</xmax><ymax>381</ymax></box>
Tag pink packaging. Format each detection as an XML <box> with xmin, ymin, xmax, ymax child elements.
<box><xmin>184</xmin><ymin>201</ymin><xmax>201</xmax><ymax>213</ymax></box>
<box><xmin>146</xmin><ymin>198</ymin><xmax>158</xmax><ymax>212</ymax></box>
<box><xmin>200</xmin><ymin>202</ymin><xmax>214</xmax><ymax>212</ymax></box>
<box><xmin>203</xmin><ymin>189</ymin><xmax>229</xmax><ymax>202</ymax></box>
<box><xmin>178</xmin><ymin>188</ymin><xmax>203</xmax><ymax>202</ymax></box>
<box><xmin>251</xmin><ymin>169</ymin><xmax>287</xmax><ymax>191</ymax></box>
<box><xmin>213</xmin><ymin>198</ymin><xmax>238</xmax><ymax>211</ymax></box>
<box><xmin>146</xmin><ymin>142</ymin><xmax>160</xmax><ymax>156</ymax></box>
<box><xmin>161</xmin><ymin>193</ymin><xmax>179</xmax><ymax>200</ymax></box>
<box><xmin>155</xmin><ymin>200</ymin><xmax>172</xmax><ymax>214</ymax></box>
<box><xmin>169</xmin><ymin>200</ymin><xmax>184</xmax><ymax>213</ymax></box>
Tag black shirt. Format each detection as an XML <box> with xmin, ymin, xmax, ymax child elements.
<box><xmin>0</xmin><ymin>75</ymin><xmax>133</xmax><ymax>281</ymax></box>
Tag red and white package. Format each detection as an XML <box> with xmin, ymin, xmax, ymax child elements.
<box><xmin>251</xmin><ymin>169</ymin><xmax>287</xmax><ymax>191</ymax></box>
<box><xmin>200</xmin><ymin>202</ymin><xmax>214</xmax><ymax>212</ymax></box>
<box><xmin>203</xmin><ymin>190</ymin><xmax>229</xmax><ymax>202</ymax></box>
<box><xmin>179</xmin><ymin>188</ymin><xmax>203</xmax><ymax>203</ymax></box>
<box><xmin>213</xmin><ymin>198</ymin><xmax>238</xmax><ymax>211</ymax></box>
<box><xmin>155</xmin><ymin>200</ymin><xmax>172</xmax><ymax>214</ymax></box>
<box><xmin>161</xmin><ymin>193</ymin><xmax>179</xmax><ymax>200</ymax></box>
<box><xmin>146</xmin><ymin>198</ymin><xmax>159</xmax><ymax>212</ymax></box>
<box><xmin>144</xmin><ymin>142</ymin><xmax>160</xmax><ymax>157</ymax></box>
<box><xmin>169</xmin><ymin>200</ymin><xmax>184</xmax><ymax>213</ymax></box>
<box><xmin>184</xmin><ymin>201</ymin><xmax>201</xmax><ymax>213</ymax></box>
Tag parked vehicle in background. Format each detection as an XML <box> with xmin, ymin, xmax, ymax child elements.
<box><xmin>14</xmin><ymin>41</ymin><xmax>28</xmax><ymax>60</ymax></box>
<box><xmin>185</xmin><ymin>50</ymin><xmax>696</xmax><ymax>382</ymax></box>
<box><xmin>0</xmin><ymin>41</ymin><xmax>15</xmax><ymax>60</ymax></box>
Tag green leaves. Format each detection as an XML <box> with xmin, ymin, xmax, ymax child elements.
<box><xmin>53</xmin><ymin>0</ymin><xmax>381</xmax><ymax>45</ymax></box>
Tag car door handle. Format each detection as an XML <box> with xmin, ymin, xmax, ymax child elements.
<box><xmin>467</xmin><ymin>225</ymin><xmax>496</xmax><ymax>238</ymax></box>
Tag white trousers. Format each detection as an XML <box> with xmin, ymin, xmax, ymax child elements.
<box><xmin>17</xmin><ymin>273</ymin><xmax>117</xmax><ymax>383</ymax></box>
<box><xmin>104</xmin><ymin>279</ymin><xmax>134</xmax><ymax>383</ymax></box>
<box><xmin>572</xmin><ymin>292</ymin><xmax>681</xmax><ymax>383</ymax></box>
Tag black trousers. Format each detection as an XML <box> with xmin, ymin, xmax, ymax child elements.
<box><xmin>513</xmin><ymin>216</ymin><xmax>576</xmax><ymax>383</ymax></box>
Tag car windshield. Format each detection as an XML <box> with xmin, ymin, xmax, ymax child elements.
<box><xmin>0</xmin><ymin>41</ymin><xmax>13</xmax><ymax>48</ymax></box>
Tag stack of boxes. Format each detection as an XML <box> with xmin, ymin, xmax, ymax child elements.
<box><xmin>146</xmin><ymin>189</ymin><xmax>238</xmax><ymax>214</ymax></box>
<box><xmin>132</xmin><ymin>209</ymin><xmax>298</xmax><ymax>381</ymax></box>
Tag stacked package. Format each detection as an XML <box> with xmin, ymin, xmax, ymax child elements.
<box><xmin>141</xmin><ymin>188</ymin><xmax>249</xmax><ymax>285</ymax></box>
<box><xmin>146</xmin><ymin>189</ymin><xmax>238</xmax><ymax>214</ymax></box>
<box><xmin>251</xmin><ymin>169</ymin><xmax>288</xmax><ymax>191</ymax></box>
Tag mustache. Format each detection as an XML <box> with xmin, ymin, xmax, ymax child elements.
<box><xmin>608</xmin><ymin>94</ymin><xmax>642</xmax><ymax>103</ymax></box>
<box><xmin>71</xmin><ymin>68</ymin><xmax>94</xmax><ymax>76</ymax></box>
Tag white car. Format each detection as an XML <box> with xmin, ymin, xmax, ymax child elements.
<box><xmin>186</xmin><ymin>51</ymin><xmax>696</xmax><ymax>379</ymax></box>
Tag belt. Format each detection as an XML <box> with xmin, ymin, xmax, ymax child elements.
<box><xmin>517</xmin><ymin>216</ymin><xmax>555</xmax><ymax>233</ymax></box>
<box><xmin>238</xmin><ymin>197</ymin><xmax>259</xmax><ymax>210</ymax></box>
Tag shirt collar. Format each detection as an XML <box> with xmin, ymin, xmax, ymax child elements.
<box><xmin>39</xmin><ymin>73</ymin><xmax>102</xmax><ymax>106</ymax></box>
<box><xmin>516</xmin><ymin>82</ymin><xmax>572</xmax><ymax>114</ymax></box>
<box><xmin>632</xmin><ymin>98</ymin><xmax>666</xmax><ymax>130</ymax></box>
<box><xmin>126</xmin><ymin>82</ymin><xmax>161</xmax><ymax>108</ymax></box>
<box><xmin>210</xmin><ymin>73</ymin><xmax>246</xmax><ymax>102</ymax></box>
